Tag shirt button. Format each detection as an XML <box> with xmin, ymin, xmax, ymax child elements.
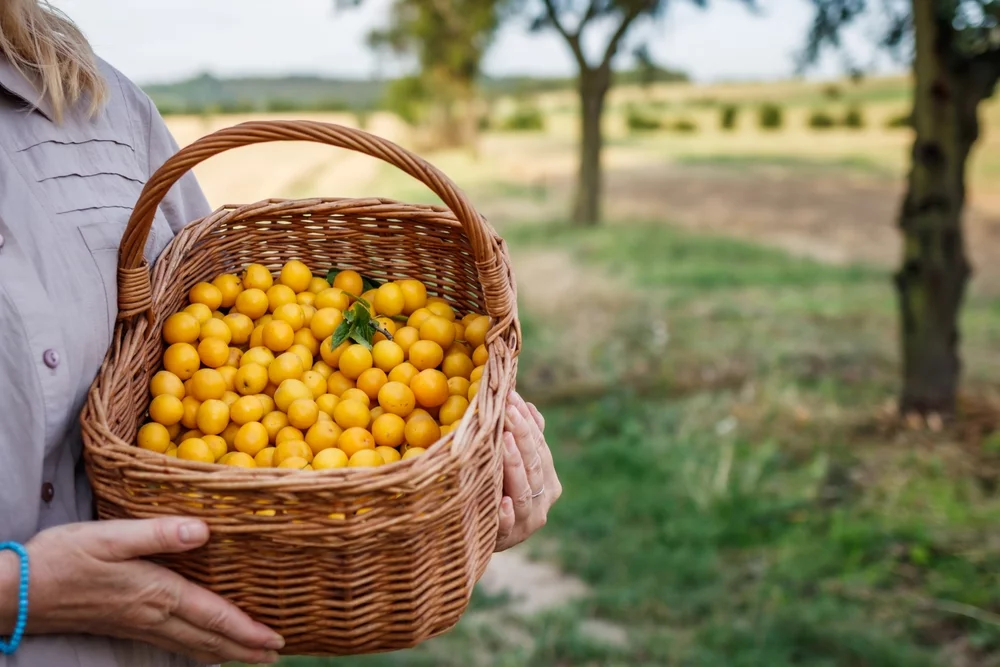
<box><xmin>41</xmin><ymin>483</ymin><xmax>54</xmax><ymax>503</ymax></box>
<box><xmin>43</xmin><ymin>349</ymin><xmax>59</xmax><ymax>369</ymax></box>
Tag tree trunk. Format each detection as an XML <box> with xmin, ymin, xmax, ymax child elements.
<box><xmin>572</xmin><ymin>67</ymin><xmax>610</xmax><ymax>227</ymax></box>
<box><xmin>423</xmin><ymin>71</ymin><xmax>464</xmax><ymax>150</ymax></box>
<box><xmin>458</xmin><ymin>81</ymin><xmax>481</xmax><ymax>159</ymax></box>
<box><xmin>896</xmin><ymin>1</ymin><xmax>977</xmax><ymax>415</ymax></box>
<box><xmin>435</xmin><ymin>96</ymin><xmax>465</xmax><ymax>149</ymax></box>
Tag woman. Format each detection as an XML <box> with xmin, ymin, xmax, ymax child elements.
<box><xmin>0</xmin><ymin>2</ymin><xmax>561</xmax><ymax>665</ymax></box>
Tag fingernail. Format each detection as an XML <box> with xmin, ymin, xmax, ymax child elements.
<box><xmin>265</xmin><ymin>634</ymin><xmax>285</xmax><ymax>650</ymax></box>
<box><xmin>178</xmin><ymin>520</ymin><xmax>207</xmax><ymax>544</ymax></box>
<box><xmin>505</xmin><ymin>434</ymin><xmax>518</xmax><ymax>456</ymax></box>
<box><xmin>507</xmin><ymin>405</ymin><xmax>520</xmax><ymax>422</ymax></box>
<box><xmin>501</xmin><ymin>496</ymin><xmax>514</xmax><ymax>515</ymax></box>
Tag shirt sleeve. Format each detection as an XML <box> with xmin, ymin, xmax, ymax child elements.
<box><xmin>143</xmin><ymin>97</ymin><xmax>212</xmax><ymax>234</ymax></box>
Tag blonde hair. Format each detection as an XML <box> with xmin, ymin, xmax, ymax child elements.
<box><xmin>0</xmin><ymin>0</ymin><xmax>106</xmax><ymax>120</ymax></box>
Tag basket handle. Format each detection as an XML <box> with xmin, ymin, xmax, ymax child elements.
<box><xmin>117</xmin><ymin>120</ymin><xmax>513</xmax><ymax>323</ymax></box>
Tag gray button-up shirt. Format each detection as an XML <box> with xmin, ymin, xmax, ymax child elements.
<box><xmin>0</xmin><ymin>55</ymin><xmax>211</xmax><ymax>666</ymax></box>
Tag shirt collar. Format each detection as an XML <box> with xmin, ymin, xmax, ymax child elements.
<box><xmin>0</xmin><ymin>55</ymin><xmax>55</xmax><ymax>121</ymax></box>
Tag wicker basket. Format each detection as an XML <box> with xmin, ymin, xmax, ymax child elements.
<box><xmin>80</xmin><ymin>120</ymin><xmax>519</xmax><ymax>656</ymax></box>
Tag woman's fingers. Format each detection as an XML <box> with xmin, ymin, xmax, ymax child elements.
<box><xmin>172</xmin><ymin>576</ymin><xmax>283</xmax><ymax>651</ymax></box>
<box><xmin>85</xmin><ymin>518</ymin><xmax>210</xmax><ymax>561</ymax></box>
<box><xmin>511</xmin><ymin>393</ymin><xmax>561</xmax><ymax>501</ymax></box>
<box><xmin>517</xmin><ymin>395</ymin><xmax>554</xmax><ymax>469</ymax></box>
<box><xmin>156</xmin><ymin>617</ymin><xmax>280</xmax><ymax>665</ymax></box>
<box><xmin>510</xmin><ymin>392</ymin><xmax>543</xmax><ymax>432</ymax></box>
<box><xmin>502</xmin><ymin>432</ymin><xmax>533</xmax><ymax>525</ymax></box>
<box><xmin>495</xmin><ymin>496</ymin><xmax>516</xmax><ymax>550</ymax></box>
<box><xmin>525</xmin><ymin>400</ymin><xmax>546</xmax><ymax>434</ymax></box>
<box><xmin>506</xmin><ymin>402</ymin><xmax>545</xmax><ymax>495</ymax></box>
<box><xmin>495</xmin><ymin>393</ymin><xmax>559</xmax><ymax>551</ymax></box>
<box><xmin>497</xmin><ymin>434</ymin><xmax>532</xmax><ymax>551</ymax></box>
<box><xmin>511</xmin><ymin>392</ymin><xmax>548</xmax><ymax>461</ymax></box>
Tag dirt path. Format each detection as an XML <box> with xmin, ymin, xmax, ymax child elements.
<box><xmin>477</xmin><ymin>545</ymin><xmax>629</xmax><ymax>649</ymax></box>
<box><xmin>166</xmin><ymin>112</ymin><xmax>410</xmax><ymax>206</ymax></box>
<box><xmin>479</xmin><ymin>547</ymin><xmax>588</xmax><ymax>615</ymax></box>
<box><xmin>490</xmin><ymin>160</ymin><xmax>1000</xmax><ymax>295</ymax></box>
<box><xmin>438</xmin><ymin>131</ymin><xmax>1000</xmax><ymax>294</ymax></box>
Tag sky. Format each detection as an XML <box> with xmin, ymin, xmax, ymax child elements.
<box><xmin>52</xmin><ymin>0</ymin><xmax>904</xmax><ymax>86</ymax></box>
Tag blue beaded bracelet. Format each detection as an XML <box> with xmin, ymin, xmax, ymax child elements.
<box><xmin>0</xmin><ymin>542</ymin><xmax>28</xmax><ymax>655</ymax></box>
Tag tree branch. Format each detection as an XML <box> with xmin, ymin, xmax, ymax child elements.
<box><xmin>542</xmin><ymin>0</ymin><xmax>589</xmax><ymax>68</ymax></box>
<box><xmin>579</xmin><ymin>0</ymin><xmax>601</xmax><ymax>32</ymax></box>
<box><xmin>600</xmin><ymin>1</ymin><xmax>653</xmax><ymax>69</ymax></box>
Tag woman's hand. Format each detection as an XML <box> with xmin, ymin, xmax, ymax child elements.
<box><xmin>19</xmin><ymin>518</ymin><xmax>284</xmax><ymax>665</ymax></box>
<box><xmin>495</xmin><ymin>392</ymin><xmax>562</xmax><ymax>552</ymax></box>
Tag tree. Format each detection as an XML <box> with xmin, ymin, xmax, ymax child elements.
<box><xmin>803</xmin><ymin>0</ymin><xmax>1000</xmax><ymax>414</ymax></box>
<box><xmin>344</xmin><ymin>0</ymin><xmax>507</xmax><ymax>150</ymax></box>
<box><xmin>531</xmin><ymin>1</ymin><xmax>749</xmax><ymax>225</ymax></box>
<box><xmin>528</xmin><ymin>0</ymin><xmax>665</xmax><ymax>225</ymax></box>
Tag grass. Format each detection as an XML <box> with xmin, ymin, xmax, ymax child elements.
<box><xmin>673</xmin><ymin>153</ymin><xmax>895</xmax><ymax>178</ymax></box>
<box><xmin>504</xmin><ymin>222</ymin><xmax>883</xmax><ymax>290</ymax></box>
<box><xmin>511</xmin><ymin>222</ymin><xmax>1000</xmax><ymax>665</ymax></box>
<box><xmin>267</xmin><ymin>221</ymin><xmax>1000</xmax><ymax>666</ymax></box>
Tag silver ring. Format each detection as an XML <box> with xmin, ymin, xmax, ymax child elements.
<box><xmin>530</xmin><ymin>486</ymin><xmax>545</xmax><ymax>499</ymax></box>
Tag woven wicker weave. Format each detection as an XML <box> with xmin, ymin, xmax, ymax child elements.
<box><xmin>80</xmin><ymin>120</ymin><xmax>519</xmax><ymax>656</ymax></box>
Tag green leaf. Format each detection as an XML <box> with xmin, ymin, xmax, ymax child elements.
<box><xmin>333</xmin><ymin>301</ymin><xmax>379</xmax><ymax>351</ymax></box>
<box><xmin>349</xmin><ymin>330</ymin><xmax>373</xmax><ymax>350</ymax></box>
<box><xmin>331</xmin><ymin>320</ymin><xmax>351</xmax><ymax>349</ymax></box>
<box><xmin>353</xmin><ymin>304</ymin><xmax>372</xmax><ymax>330</ymax></box>
<box><xmin>361</xmin><ymin>275</ymin><xmax>383</xmax><ymax>292</ymax></box>
<box><xmin>325</xmin><ymin>268</ymin><xmax>341</xmax><ymax>285</ymax></box>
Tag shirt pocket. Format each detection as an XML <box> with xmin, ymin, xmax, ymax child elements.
<box><xmin>78</xmin><ymin>219</ymin><xmax>166</xmax><ymax>342</ymax></box>
<box><xmin>18</xmin><ymin>138</ymin><xmax>174</xmax><ymax>241</ymax></box>
<box><xmin>22</xmin><ymin>138</ymin><xmax>175</xmax><ymax>339</ymax></box>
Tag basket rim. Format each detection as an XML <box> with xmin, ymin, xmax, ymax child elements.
<box><xmin>209</xmin><ymin>195</ymin><xmax>465</xmax><ymax>229</ymax></box>
<box><xmin>212</xmin><ymin>195</ymin><xmax>457</xmax><ymax>218</ymax></box>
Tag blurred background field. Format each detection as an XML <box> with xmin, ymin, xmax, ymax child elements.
<box><xmin>58</xmin><ymin>0</ymin><xmax>1000</xmax><ymax>663</ymax></box>
<box><xmin>160</xmin><ymin>74</ymin><xmax>1000</xmax><ymax>667</ymax></box>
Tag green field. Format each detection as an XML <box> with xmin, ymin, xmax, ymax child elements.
<box><xmin>181</xmin><ymin>71</ymin><xmax>1000</xmax><ymax>666</ymax></box>
<box><xmin>255</xmin><ymin>222</ymin><xmax>1000</xmax><ymax>667</ymax></box>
